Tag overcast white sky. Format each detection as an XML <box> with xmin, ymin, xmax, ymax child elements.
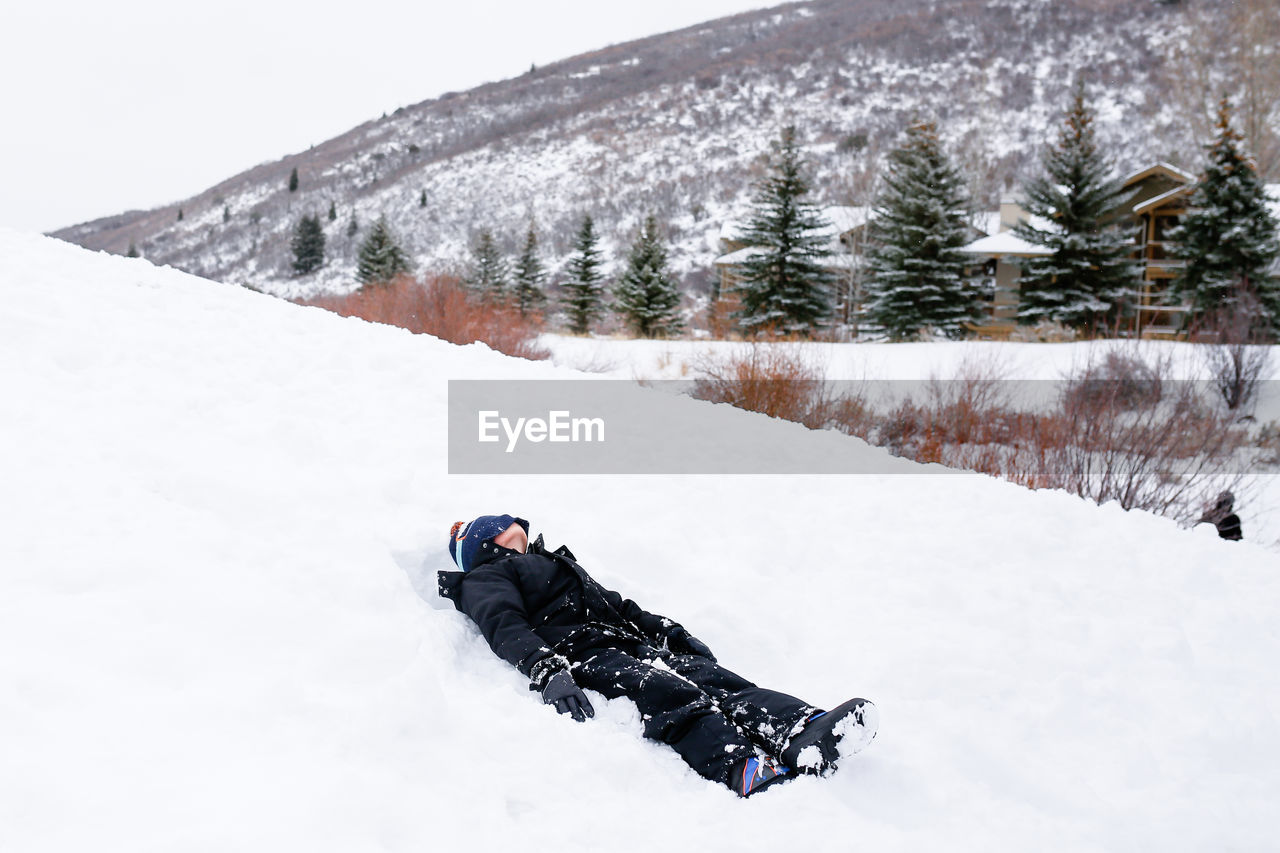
<box><xmin>0</xmin><ymin>1</ymin><xmax>774</xmax><ymax>233</ymax></box>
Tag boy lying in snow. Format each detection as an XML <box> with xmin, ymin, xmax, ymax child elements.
<box><xmin>438</xmin><ymin>514</ymin><xmax>878</xmax><ymax>797</ymax></box>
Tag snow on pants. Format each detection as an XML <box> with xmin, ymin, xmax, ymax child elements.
<box><xmin>567</xmin><ymin>646</ymin><xmax>816</xmax><ymax>786</ymax></box>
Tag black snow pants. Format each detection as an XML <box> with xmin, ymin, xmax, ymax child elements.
<box><xmin>566</xmin><ymin>645</ymin><xmax>816</xmax><ymax>786</ymax></box>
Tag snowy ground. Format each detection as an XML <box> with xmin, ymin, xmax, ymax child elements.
<box><xmin>3</xmin><ymin>230</ymin><xmax>1279</xmax><ymax>851</ymax></box>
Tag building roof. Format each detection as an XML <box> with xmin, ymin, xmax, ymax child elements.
<box><xmin>713</xmin><ymin>245</ymin><xmax>856</xmax><ymax>270</ymax></box>
<box><xmin>719</xmin><ymin>205</ymin><xmax>872</xmax><ymax>244</ymax></box>
<box><xmin>1132</xmin><ymin>183</ymin><xmax>1195</xmax><ymax>215</ymax></box>
<box><xmin>959</xmin><ymin>230</ymin><xmax>1051</xmax><ymax>257</ymax></box>
<box><xmin>822</xmin><ymin>205</ymin><xmax>873</xmax><ymax>234</ymax></box>
<box><xmin>1121</xmin><ymin>162</ymin><xmax>1196</xmax><ymax>188</ymax></box>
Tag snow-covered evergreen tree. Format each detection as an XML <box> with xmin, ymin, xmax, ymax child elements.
<box><xmin>867</xmin><ymin>120</ymin><xmax>979</xmax><ymax>340</ymax></box>
<box><xmin>1013</xmin><ymin>83</ymin><xmax>1138</xmax><ymax>331</ymax></box>
<box><xmin>614</xmin><ymin>215</ymin><xmax>684</xmax><ymax>338</ymax></box>
<box><xmin>512</xmin><ymin>222</ymin><xmax>548</xmax><ymax>318</ymax></box>
<box><xmin>1172</xmin><ymin>98</ymin><xmax>1280</xmax><ymax>334</ymax></box>
<box><xmin>466</xmin><ymin>230</ymin><xmax>510</xmax><ymax>303</ymax></box>
<box><xmin>356</xmin><ymin>217</ymin><xmax>410</xmax><ymax>286</ymax></box>
<box><xmin>734</xmin><ymin>125</ymin><xmax>834</xmax><ymax>336</ymax></box>
<box><xmin>291</xmin><ymin>214</ymin><xmax>326</xmax><ymax>275</ymax></box>
<box><xmin>561</xmin><ymin>214</ymin><xmax>608</xmax><ymax>335</ymax></box>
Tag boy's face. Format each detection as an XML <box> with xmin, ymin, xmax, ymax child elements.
<box><xmin>494</xmin><ymin>521</ymin><xmax>528</xmax><ymax>553</ymax></box>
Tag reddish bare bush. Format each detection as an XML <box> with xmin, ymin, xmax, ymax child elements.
<box><xmin>692</xmin><ymin>343</ymin><xmax>1252</xmax><ymax>526</ymax></box>
<box><xmin>304</xmin><ymin>275</ymin><xmax>549</xmax><ymax>361</ymax></box>
<box><xmin>1036</xmin><ymin>351</ymin><xmax>1248</xmax><ymax>518</ymax></box>
<box><xmin>907</xmin><ymin>350</ymin><xmax>1249</xmax><ymax>522</ymax></box>
<box><xmin>689</xmin><ymin>343</ymin><xmax>837</xmax><ymax>429</ymax></box>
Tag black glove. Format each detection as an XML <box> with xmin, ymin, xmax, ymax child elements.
<box><xmin>667</xmin><ymin>627</ymin><xmax>717</xmax><ymax>662</ymax></box>
<box><xmin>541</xmin><ymin>670</ymin><xmax>595</xmax><ymax>722</ymax></box>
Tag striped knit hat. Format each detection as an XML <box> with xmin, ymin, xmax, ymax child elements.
<box><xmin>448</xmin><ymin>515</ymin><xmax>528</xmax><ymax>572</ymax></box>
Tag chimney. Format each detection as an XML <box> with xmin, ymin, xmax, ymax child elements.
<box><xmin>999</xmin><ymin>197</ymin><xmax>1027</xmax><ymax>232</ymax></box>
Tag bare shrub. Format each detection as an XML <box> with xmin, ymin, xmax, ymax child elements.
<box><xmin>1060</xmin><ymin>350</ymin><xmax>1162</xmax><ymax>414</ymax></box>
<box><xmin>304</xmin><ymin>274</ymin><xmax>550</xmax><ymax>361</ymax></box>
<box><xmin>827</xmin><ymin>347</ymin><xmax>1251</xmax><ymax>525</ymax></box>
<box><xmin>1192</xmin><ymin>292</ymin><xmax>1274</xmax><ymax>412</ymax></box>
<box><xmin>1254</xmin><ymin>421</ymin><xmax>1280</xmax><ymax>465</ymax></box>
<box><xmin>689</xmin><ymin>343</ymin><xmax>835</xmax><ymax>428</ymax></box>
<box><xmin>1008</xmin><ymin>320</ymin><xmax>1078</xmax><ymax>343</ymax></box>
<box><xmin>1045</xmin><ymin>353</ymin><xmax>1247</xmax><ymax>519</ymax></box>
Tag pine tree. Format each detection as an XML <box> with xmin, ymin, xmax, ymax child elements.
<box><xmin>1172</xmin><ymin>97</ymin><xmax>1280</xmax><ymax>333</ymax></box>
<box><xmin>347</xmin><ymin>214</ymin><xmax>358</xmax><ymax>238</ymax></box>
<box><xmin>734</xmin><ymin>125</ymin><xmax>834</xmax><ymax>336</ymax></box>
<box><xmin>1013</xmin><ymin>83</ymin><xmax>1138</xmax><ymax>331</ymax></box>
<box><xmin>328</xmin><ymin>199</ymin><xmax>337</xmax><ymax>222</ymax></box>
<box><xmin>291</xmin><ymin>214</ymin><xmax>326</xmax><ymax>275</ymax></box>
<box><xmin>614</xmin><ymin>215</ymin><xmax>684</xmax><ymax>338</ymax></box>
<box><xmin>561</xmin><ymin>214</ymin><xmax>608</xmax><ymax>335</ymax></box>
<box><xmin>512</xmin><ymin>221</ymin><xmax>549</xmax><ymax>318</ymax></box>
<box><xmin>419</xmin><ymin>189</ymin><xmax>428</xmax><ymax>208</ymax></box>
<box><xmin>466</xmin><ymin>230</ymin><xmax>511</xmax><ymax>302</ymax></box>
<box><xmin>126</xmin><ymin>242</ymin><xmax>139</xmax><ymax>258</ymax></box>
<box><xmin>356</xmin><ymin>216</ymin><xmax>411</xmax><ymax>286</ymax></box>
<box><xmin>177</xmin><ymin>208</ymin><xmax>184</xmax><ymax>222</ymax></box>
<box><xmin>288</xmin><ymin>167</ymin><xmax>299</xmax><ymax>193</ymax></box>
<box><xmin>223</xmin><ymin>205</ymin><xmax>231</xmax><ymax>224</ymax></box>
<box><xmin>866</xmin><ymin>120</ymin><xmax>979</xmax><ymax>340</ymax></box>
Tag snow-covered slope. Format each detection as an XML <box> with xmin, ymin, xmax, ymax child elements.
<box><xmin>3</xmin><ymin>229</ymin><xmax>1279</xmax><ymax>851</ymax></box>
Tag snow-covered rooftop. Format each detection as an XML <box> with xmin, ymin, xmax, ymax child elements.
<box><xmin>1121</xmin><ymin>161</ymin><xmax>1197</xmax><ymax>187</ymax></box>
<box><xmin>959</xmin><ymin>230</ymin><xmax>1051</xmax><ymax>256</ymax></box>
<box><xmin>1133</xmin><ymin>183</ymin><xmax>1195</xmax><ymax>215</ymax></box>
<box><xmin>720</xmin><ymin>206</ymin><xmax>872</xmax><ymax>245</ymax></box>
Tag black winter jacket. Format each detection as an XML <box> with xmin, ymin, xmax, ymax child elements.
<box><xmin>438</xmin><ymin>535</ymin><xmax>679</xmax><ymax>684</ymax></box>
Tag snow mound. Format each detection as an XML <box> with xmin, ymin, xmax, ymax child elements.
<box><xmin>3</xmin><ymin>230</ymin><xmax>1279</xmax><ymax>851</ymax></box>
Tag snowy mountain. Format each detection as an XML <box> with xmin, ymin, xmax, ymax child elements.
<box><xmin>4</xmin><ymin>229</ymin><xmax>1279</xmax><ymax>849</ymax></box>
<box><xmin>51</xmin><ymin>0</ymin><xmax>1242</xmax><ymax>301</ymax></box>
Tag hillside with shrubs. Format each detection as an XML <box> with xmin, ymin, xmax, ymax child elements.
<box><xmin>52</xmin><ymin>0</ymin><xmax>1276</xmax><ymax>311</ymax></box>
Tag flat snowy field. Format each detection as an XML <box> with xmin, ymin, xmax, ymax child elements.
<box><xmin>3</xmin><ymin>230</ymin><xmax>1278</xmax><ymax>851</ymax></box>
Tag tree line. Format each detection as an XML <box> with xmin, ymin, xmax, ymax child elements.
<box><xmin>290</xmin><ymin>205</ymin><xmax>685</xmax><ymax>338</ymax></box>
<box><xmin>288</xmin><ymin>83</ymin><xmax>1279</xmax><ymax>343</ymax></box>
<box><xmin>731</xmin><ymin>86</ymin><xmax>1280</xmax><ymax>342</ymax></box>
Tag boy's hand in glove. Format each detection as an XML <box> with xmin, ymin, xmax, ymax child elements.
<box><xmin>667</xmin><ymin>627</ymin><xmax>717</xmax><ymax>663</ymax></box>
<box><xmin>541</xmin><ymin>670</ymin><xmax>595</xmax><ymax>722</ymax></box>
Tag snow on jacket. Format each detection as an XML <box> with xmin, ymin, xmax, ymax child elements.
<box><xmin>438</xmin><ymin>534</ymin><xmax>680</xmax><ymax>685</ymax></box>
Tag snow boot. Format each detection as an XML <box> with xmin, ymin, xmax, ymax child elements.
<box><xmin>780</xmin><ymin>698</ymin><xmax>878</xmax><ymax>776</ymax></box>
<box><xmin>731</xmin><ymin>755</ymin><xmax>792</xmax><ymax>797</ymax></box>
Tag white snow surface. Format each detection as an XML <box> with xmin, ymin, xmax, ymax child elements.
<box><xmin>4</xmin><ymin>229</ymin><xmax>1280</xmax><ymax>851</ymax></box>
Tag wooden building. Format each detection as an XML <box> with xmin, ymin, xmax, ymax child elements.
<box><xmin>960</xmin><ymin>162</ymin><xmax>1200</xmax><ymax>339</ymax></box>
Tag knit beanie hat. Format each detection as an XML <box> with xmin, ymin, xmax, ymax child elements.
<box><xmin>448</xmin><ymin>514</ymin><xmax>529</xmax><ymax>572</ymax></box>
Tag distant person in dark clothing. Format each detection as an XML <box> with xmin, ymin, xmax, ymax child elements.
<box><xmin>438</xmin><ymin>514</ymin><xmax>878</xmax><ymax>797</ymax></box>
<box><xmin>1199</xmin><ymin>491</ymin><xmax>1243</xmax><ymax>541</ymax></box>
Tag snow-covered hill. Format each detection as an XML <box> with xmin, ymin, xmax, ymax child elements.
<box><xmin>3</xmin><ymin>229</ymin><xmax>1279</xmax><ymax>851</ymax></box>
<box><xmin>51</xmin><ymin>0</ymin><xmax>1243</xmax><ymax>301</ymax></box>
